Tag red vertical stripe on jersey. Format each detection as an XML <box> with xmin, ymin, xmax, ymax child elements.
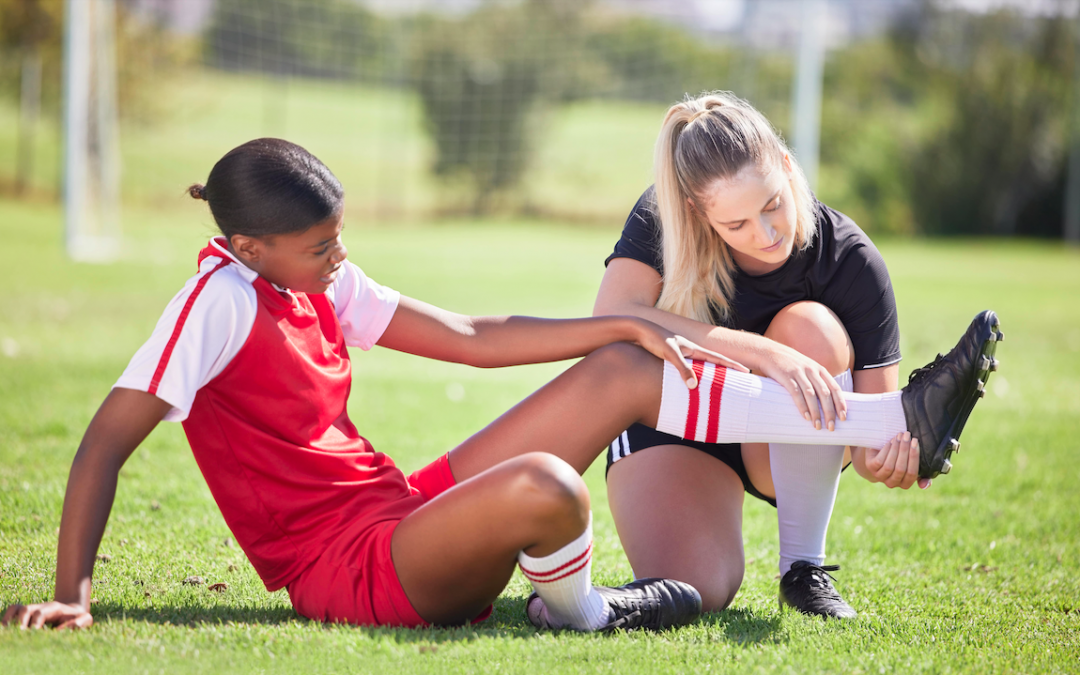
<box><xmin>704</xmin><ymin>365</ymin><xmax>727</xmax><ymax>444</ymax></box>
<box><xmin>148</xmin><ymin>259</ymin><xmax>231</xmax><ymax>395</ymax></box>
<box><xmin>683</xmin><ymin>360</ymin><xmax>707</xmax><ymax>441</ymax></box>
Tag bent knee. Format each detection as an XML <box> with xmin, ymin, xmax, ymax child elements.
<box><xmin>588</xmin><ymin>342</ymin><xmax>660</xmax><ymax>377</ymax></box>
<box><xmin>684</xmin><ymin>568</ymin><xmax>744</xmax><ymax>613</ymax></box>
<box><xmin>506</xmin><ymin>453</ymin><xmax>590</xmax><ymax>527</ymax></box>
<box><xmin>765</xmin><ymin>301</ymin><xmax>854</xmax><ymax>375</ymax></box>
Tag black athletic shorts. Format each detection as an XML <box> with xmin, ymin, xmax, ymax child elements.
<box><xmin>605</xmin><ymin>423</ymin><xmax>778</xmax><ymax>507</ymax></box>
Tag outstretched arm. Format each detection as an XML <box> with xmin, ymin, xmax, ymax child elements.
<box><xmin>376</xmin><ymin>295</ymin><xmax>747</xmax><ymax>387</ymax></box>
<box><xmin>2</xmin><ymin>388</ymin><xmax>171</xmax><ymax>629</ymax></box>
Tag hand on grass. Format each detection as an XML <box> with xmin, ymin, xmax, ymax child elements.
<box><xmin>860</xmin><ymin>432</ymin><xmax>931</xmax><ymax>490</ymax></box>
<box><xmin>1</xmin><ymin>601</ymin><xmax>93</xmax><ymax>630</ymax></box>
<box><xmin>632</xmin><ymin>321</ymin><xmax>750</xmax><ymax>389</ymax></box>
<box><xmin>755</xmin><ymin>342</ymin><xmax>848</xmax><ymax>432</ymax></box>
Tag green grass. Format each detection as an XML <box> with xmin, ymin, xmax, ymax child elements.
<box><xmin>1</xmin><ymin>194</ymin><xmax>1079</xmax><ymax>674</ymax></box>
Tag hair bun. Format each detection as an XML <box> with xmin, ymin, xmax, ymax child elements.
<box><xmin>188</xmin><ymin>183</ymin><xmax>208</xmax><ymax>201</ymax></box>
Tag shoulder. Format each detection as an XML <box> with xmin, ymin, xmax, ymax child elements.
<box><xmin>812</xmin><ymin>202</ymin><xmax>887</xmax><ymax>269</ymax></box>
<box><xmin>177</xmin><ymin>257</ymin><xmax>258</xmax><ymax>321</ymax></box>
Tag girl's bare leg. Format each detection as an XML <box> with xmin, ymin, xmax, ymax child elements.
<box><xmin>449</xmin><ymin>343</ymin><xmax>664</xmax><ymax>481</ymax></box>
<box><xmin>607</xmin><ymin>446</ymin><xmax>747</xmax><ymax>612</ymax></box>
<box><xmin>394</xmin><ymin>344</ymin><xmax>667</xmax><ymax>625</ymax></box>
<box><xmin>392</xmin><ymin>453</ymin><xmax>590</xmax><ymax>625</ymax></box>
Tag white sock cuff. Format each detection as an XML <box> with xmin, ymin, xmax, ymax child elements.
<box><xmin>656</xmin><ymin>360</ymin><xmax>755</xmax><ymax>443</ymax></box>
<box><xmin>518</xmin><ymin>514</ymin><xmax>593</xmax><ymax>584</ymax></box>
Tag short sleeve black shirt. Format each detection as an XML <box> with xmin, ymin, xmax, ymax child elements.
<box><xmin>606</xmin><ymin>187</ymin><xmax>901</xmax><ymax>371</ymax></box>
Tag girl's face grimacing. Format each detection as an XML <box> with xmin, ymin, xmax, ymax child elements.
<box><xmin>693</xmin><ymin>157</ymin><xmax>798</xmax><ymax>276</ymax></box>
<box><xmin>229</xmin><ymin>210</ymin><xmax>348</xmax><ymax>294</ymax></box>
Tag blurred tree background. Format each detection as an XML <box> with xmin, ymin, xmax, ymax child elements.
<box><xmin>0</xmin><ymin>0</ymin><xmax>1076</xmax><ymax>237</ymax></box>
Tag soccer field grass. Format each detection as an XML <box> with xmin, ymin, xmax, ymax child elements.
<box><xmin>1</xmin><ymin>197</ymin><xmax>1078</xmax><ymax>673</ymax></box>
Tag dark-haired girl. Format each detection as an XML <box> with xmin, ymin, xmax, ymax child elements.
<box><xmin>2</xmin><ymin>138</ymin><xmax>995</xmax><ymax>631</ymax></box>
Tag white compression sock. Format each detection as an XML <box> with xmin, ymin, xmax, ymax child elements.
<box><xmin>656</xmin><ymin>360</ymin><xmax>907</xmax><ymax>449</ymax></box>
<box><xmin>770</xmin><ymin>369</ymin><xmax>853</xmax><ymax>578</ymax></box>
<box><xmin>517</xmin><ymin>514</ymin><xmax>612</xmax><ymax>631</ymax></box>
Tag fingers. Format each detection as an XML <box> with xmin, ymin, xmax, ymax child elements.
<box><xmin>58</xmin><ymin>612</ymin><xmax>93</xmax><ymax>630</ymax></box>
<box><xmin>808</xmin><ymin>371</ymin><xmax>838</xmax><ymax>431</ymax></box>
<box><xmin>31</xmin><ymin>608</ymin><xmax>48</xmax><ymax>630</ymax></box>
<box><xmin>1</xmin><ymin>602</ymin><xmax>90</xmax><ymax>630</ymax></box>
<box><xmin>900</xmin><ymin>437</ymin><xmax>920</xmax><ymax>489</ymax></box>
<box><xmin>918</xmin><ymin>477</ymin><xmax>932</xmax><ymax>490</ymax></box>
<box><xmin>674</xmin><ymin>337</ymin><xmax>750</xmax><ymax>373</ymax></box>
<box><xmin>1</xmin><ymin>604</ymin><xmax>23</xmax><ymax>627</ymax></box>
<box><xmin>784</xmin><ymin>379</ymin><xmax>813</xmax><ymax>425</ymax></box>
<box><xmin>869</xmin><ymin>433</ymin><xmax>921</xmax><ymax>489</ymax></box>
<box><xmin>884</xmin><ymin>433</ymin><xmax>913</xmax><ymax>488</ymax></box>
<box><xmin>795</xmin><ymin>377</ymin><xmax>821</xmax><ymax>429</ymax></box>
<box><xmin>665</xmin><ymin>338</ymin><xmax>698</xmax><ymax>389</ymax></box>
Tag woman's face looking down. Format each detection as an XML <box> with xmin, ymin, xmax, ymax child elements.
<box><xmin>693</xmin><ymin>157</ymin><xmax>798</xmax><ymax>276</ymax></box>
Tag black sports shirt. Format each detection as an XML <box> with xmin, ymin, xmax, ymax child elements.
<box><xmin>606</xmin><ymin>187</ymin><xmax>902</xmax><ymax>371</ymax></box>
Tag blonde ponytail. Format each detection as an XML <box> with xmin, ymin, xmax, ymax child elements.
<box><xmin>653</xmin><ymin>92</ymin><xmax>817</xmax><ymax>325</ymax></box>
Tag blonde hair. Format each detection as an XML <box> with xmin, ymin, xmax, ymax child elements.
<box><xmin>653</xmin><ymin>92</ymin><xmax>817</xmax><ymax>324</ymax></box>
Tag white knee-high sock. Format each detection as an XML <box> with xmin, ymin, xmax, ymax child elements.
<box><xmin>517</xmin><ymin>514</ymin><xmax>612</xmax><ymax>630</ymax></box>
<box><xmin>770</xmin><ymin>370</ymin><xmax>853</xmax><ymax>578</ymax></box>
<box><xmin>656</xmin><ymin>361</ymin><xmax>907</xmax><ymax>449</ymax></box>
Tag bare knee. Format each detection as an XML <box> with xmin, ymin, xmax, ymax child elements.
<box><xmin>586</xmin><ymin>342</ymin><xmax>661</xmax><ymax>380</ymax></box>
<box><xmin>765</xmin><ymin>301</ymin><xmax>854</xmax><ymax>376</ymax></box>
<box><xmin>687</xmin><ymin>565</ymin><xmax>745</xmax><ymax>613</ymax></box>
<box><xmin>506</xmin><ymin>453</ymin><xmax>590</xmax><ymax>533</ymax></box>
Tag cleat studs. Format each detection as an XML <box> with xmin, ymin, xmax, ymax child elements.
<box><xmin>947</xmin><ymin>438</ymin><xmax>960</xmax><ymax>453</ymax></box>
<box><xmin>979</xmin><ymin>356</ymin><xmax>990</xmax><ymax>371</ymax></box>
<box><xmin>989</xmin><ymin>358</ymin><xmax>999</xmax><ymax>372</ymax></box>
<box><xmin>940</xmin><ymin>458</ymin><xmax>952</xmax><ymax>474</ymax></box>
<box><xmin>996</xmin><ymin>331</ymin><xmax>1004</xmax><ymax>342</ymax></box>
<box><xmin>976</xmin><ymin>379</ymin><xmax>985</xmax><ymax>392</ymax></box>
<box><xmin>977</xmin><ymin>389</ymin><xmax>985</xmax><ymax>398</ymax></box>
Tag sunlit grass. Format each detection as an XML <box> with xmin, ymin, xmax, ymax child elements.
<box><xmin>1</xmin><ymin>197</ymin><xmax>1078</xmax><ymax>673</ymax></box>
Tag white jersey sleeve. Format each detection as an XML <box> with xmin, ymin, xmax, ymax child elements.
<box><xmin>114</xmin><ymin>257</ymin><xmax>258</xmax><ymax>423</ymax></box>
<box><xmin>325</xmin><ymin>260</ymin><xmax>400</xmax><ymax>350</ymax></box>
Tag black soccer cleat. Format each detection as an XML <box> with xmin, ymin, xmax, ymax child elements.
<box><xmin>779</xmin><ymin>561</ymin><xmax>857</xmax><ymax>619</ymax></box>
<box><xmin>901</xmin><ymin>310</ymin><xmax>1002</xmax><ymax>479</ymax></box>
<box><xmin>526</xmin><ymin>578</ymin><xmax>702</xmax><ymax>632</ymax></box>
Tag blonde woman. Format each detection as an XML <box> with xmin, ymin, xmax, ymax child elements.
<box><xmin>594</xmin><ymin>92</ymin><xmax>978</xmax><ymax>618</ymax></box>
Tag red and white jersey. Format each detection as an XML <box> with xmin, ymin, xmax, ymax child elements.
<box><xmin>115</xmin><ymin>238</ymin><xmax>422</xmax><ymax>592</ymax></box>
<box><xmin>115</xmin><ymin>237</ymin><xmax>399</xmax><ymax>421</ymax></box>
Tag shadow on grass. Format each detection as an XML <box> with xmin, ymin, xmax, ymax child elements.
<box><xmin>91</xmin><ymin>596</ymin><xmax>543</xmax><ymax>643</ymax></box>
<box><xmin>700</xmin><ymin>607</ymin><xmax>785</xmax><ymax>645</ymax></box>
<box><xmin>91</xmin><ymin>596</ymin><xmax>784</xmax><ymax>645</ymax></box>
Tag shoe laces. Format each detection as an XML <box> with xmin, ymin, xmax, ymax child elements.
<box><xmin>790</xmin><ymin>563</ymin><xmax>842</xmax><ymax>592</ymax></box>
<box><xmin>601</xmin><ymin>609</ymin><xmax>644</xmax><ymax>631</ymax></box>
<box><xmin>908</xmin><ymin>353</ymin><xmax>945</xmax><ymax>384</ymax></box>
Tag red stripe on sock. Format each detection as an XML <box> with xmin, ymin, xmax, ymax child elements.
<box><xmin>519</xmin><ymin>543</ymin><xmax>592</xmax><ymax>580</ymax></box>
<box><xmin>521</xmin><ymin>555</ymin><xmax>592</xmax><ymax>584</ymax></box>
<box><xmin>683</xmin><ymin>360</ymin><xmax>706</xmax><ymax>441</ymax></box>
<box><xmin>149</xmin><ymin>258</ymin><xmax>231</xmax><ymax>395</ymax></box>
<box><xmin>704</xmin><ymin>365</ymin><xmax>727</xmax><ymax>444</ymax></box>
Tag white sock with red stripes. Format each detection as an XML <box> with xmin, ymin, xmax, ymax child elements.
<box><xmin>770</xmin><ymin>370</ymin><xmax>853</xmax><ymax>577</ymax></box>
<box><xmin>655</xmin><ymin>361</ymin><xmax>907</xmax><ymax>449</ymax></box>
<box><xmin>517</xmin><ymin>514</ymin><xmax>612</xmax><ymax>630</ymax></box>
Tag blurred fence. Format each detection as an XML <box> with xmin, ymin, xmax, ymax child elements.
<box><xmin>0</xmin><ymin>0</ymin><xmax>1078</xmax><ymax>238</ymax></box>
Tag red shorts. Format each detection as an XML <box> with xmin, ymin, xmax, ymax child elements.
<box><xmin>285</xmin><ymin>454</ymin><xmax>491</xmax><ymax>627</ymax></box>
<box><xmin>287</xmin><ymin>518</ymin><xmax>428</xmax><ymax>627</ymax></box>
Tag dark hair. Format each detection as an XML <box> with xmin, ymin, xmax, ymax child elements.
<box><xmin>188</xmin><ymin>138</ymin><xmax>344</xmax><ymax>239</ymax></box>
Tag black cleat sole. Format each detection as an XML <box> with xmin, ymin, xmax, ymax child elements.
<box><xmin>924</xmin><ymin>310</ymin><xmax>1001</xmax><ymax>479</ymax></box>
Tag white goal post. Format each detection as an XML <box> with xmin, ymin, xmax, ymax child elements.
<box><xmin>62</xmin><ymin>0</ymin><xmax>121</xmax><ymax>262</ymax></box>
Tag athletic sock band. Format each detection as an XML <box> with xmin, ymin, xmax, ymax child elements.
<box><xmin>657</xmin><ymin>360</ymin><xmax>906</xmax><ymax>449</ymax></box>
